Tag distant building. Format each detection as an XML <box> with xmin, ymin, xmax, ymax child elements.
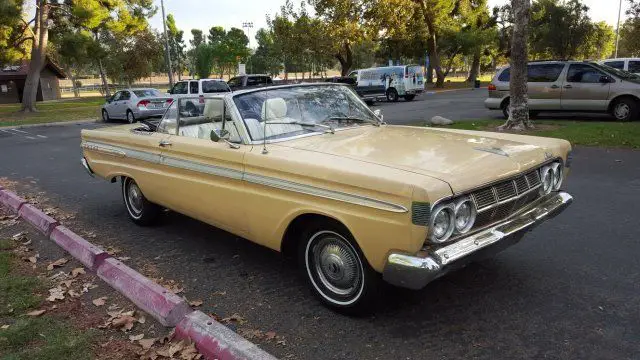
<box><xmin>0</xmin><ymin>58</ymin><xmax>66</xmax><ymax>104</ymax></box>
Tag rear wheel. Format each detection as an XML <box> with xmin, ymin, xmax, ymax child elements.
<box><xmin>386</xmin><ymin>88</ymin><xmax>399</xmax><ymax>102</ymax></box>
<box><xmin>404</xmin><ymin>94</ymin><xmax>416</xmax><ymax>101</ymax></box>
<box><xmin>611</xmin><ymin>98</ymin><xmax>638</xmax><ymax>122</ymax></box>
<box><xmin>299</xmin><ymin>221</ymin><xmax>380</xmax><ymax>314</ymax></box>
<box><xmin>529</xmin><ymin>111</ymin><xmax>540</xmax><ymax>119</ymax></box>
<box><xmin>126</xmin><ymin>110</ymin><xmax>136</xmax><ymax>124</ymax></box>
<box><xmin>122</xmin><ymin>177</ymin><xmax>160</xmax><ymax>226</ymax></box>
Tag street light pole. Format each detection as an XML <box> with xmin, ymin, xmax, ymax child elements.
<box><xmin>161</xmin><ymin>0</ymin><xmax>174</xmax><ymax>86</ymax></box>
<box><xmin>615</xmin><ymin>0</ymin><xmax>623</xmax><ymax>58</ymax></box>
<box><xmin>242</xmin><ymin>21</ymin><xmax>254</xmax><ymax>74</ymax></box>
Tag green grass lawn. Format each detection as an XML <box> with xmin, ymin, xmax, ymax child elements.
<box><xmin>429</xmin><ymin>119</ymin><xmax>640</xmax><ymax>149</ymax></box>
<box><xmin>0</xmin><ymin>239</ymin><xmax>94</xmax><ymax>360</ymax></box>
<box><xmin>0</xmin><ymin>97</ymin><xmax>102</xmax><ymax>127</ymax></box>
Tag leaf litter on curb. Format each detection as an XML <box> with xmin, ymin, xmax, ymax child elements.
<box><xmin>71</xmin><ymin>267</ymin><xmax>85</xmax><ymax>277</ymax></box>
<box><xmin>46</xmin><ymin>286</ymin><xmax>65</xmax><ymax>302</ymax></box>
<box><xmin>25</xmin><ymin>309</ymin><xmax>46</xmax><ymax>316</ymax></box>
<box><xmin>188</xmin><ymin>300</ymin><xmax>203</xmax><ymax>307</ymax></box>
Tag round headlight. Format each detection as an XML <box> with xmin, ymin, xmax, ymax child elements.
<box><xmin>454</xmin><ymin>198</ymin><xmax>476</xmax><ymax>234</ymax></box>
<box><xmin>540</xmin><ymin>166</ymin><xmax>553</xmax><ymax>194</ymax></box>
<box><xmin>551</xmin><ymin>162</ymin><xmax>563</xmax><ymax>190</ymax></box>
<box><xmin>430</xmin><ymin>205</ymin><xmax>455</xmax><ymax>243</ymax></box>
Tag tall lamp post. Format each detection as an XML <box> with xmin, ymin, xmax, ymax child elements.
<box><xmin>161</xmin><ymin>0</ymin><xmax>174</xmax><ymax>87</ymax></box>
<box><xmin>615</xmin><ymin>0</ymin><xmax>623</xmax><ymax>58</ymax></box>
<box><xmin>242</xmin><ymin>21</ymin><xmax>254</xmax><ymax>74</ymax></box>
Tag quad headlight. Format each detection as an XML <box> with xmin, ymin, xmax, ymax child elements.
<box><xmin>429</xmin><ymin>197</ymin><xmax>477</xmax><ymax>243</ymax></box>
<box><xmin>540</xmin><ymin>161</ymin><xmax>564</xmax><ymax>195</ymax></box>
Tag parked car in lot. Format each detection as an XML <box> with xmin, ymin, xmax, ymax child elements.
<box><xmin>599</xmin><ymin>58</ymin><xmax>640</xmax><ymax>75</ymax></box>
<box><xmin>102</xmin><ymin>88</ymin><xmax>173</xmax><ymax>124</ymax></box>
<box><xmin>82</xmin><ymin>83</ymin><xmax>573</xmax><ymax>312</ymax></box>
<box><xmin>167</xmin><ymin>79</ymin><xmax>231</xmax><ymax>115</ymax></box>
<box><xmin>353</xmin><ymin>65</ymin><xmax>425</xmax><ymax>103</ymax></box>
<box><xmin>485</xmin><ymin>60</ymin><xmax>640</xmax><ymax>121</ymax></box>
<box><xmin>226</xmin><ymin>74</ymin><xmax>273</xmax><ymax>91</ymax></box>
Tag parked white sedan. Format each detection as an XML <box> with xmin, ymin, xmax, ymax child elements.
<box><xmin>102</xmin><ymin>88</ymin><xmax>173</xmax><ymax>123</ymax></box>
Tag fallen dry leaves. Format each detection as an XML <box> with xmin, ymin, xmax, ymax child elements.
<box><xmin>93</xmin><ymin>297</ymin><xmax>108</xmax><ymax>307</ymax></box>
<box><xmin>71</xmin><ymin>267</ymin><xmax>86</xmax><ymax>277</ymax></box>
<box><xmin>46</xmin><ymin>258</ymin><xmax>68</xmax><ymax>271</ymax></box>
<box><xmin>188</xmin><ymin>300</ymin><xmax>203</xmax><ymax>307</ymax></box>
<box><xmin>46</xmin><ymin>286</ymin><xmax>66</xmax><ymax>302</ymax></box>
<box><xmin>25</xmin><ymin>309</ymin><xmax>46</xmax><ymax>316</ymax></box>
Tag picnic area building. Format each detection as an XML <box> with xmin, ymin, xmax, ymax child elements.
<box><xmin>0</xmin><ymin>58</ymin><xmax>66</xmax><ymax>104</ymax></box>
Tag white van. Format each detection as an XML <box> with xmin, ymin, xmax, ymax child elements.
<box><xmin>352</xmin><ymin>65</ymin><xmax>425</xmax><ymax>103</ymax></box>
<box><xmin>599</xmin><ymin>58</ymin><xmax>640</xmax><ymax>75</ymax></box>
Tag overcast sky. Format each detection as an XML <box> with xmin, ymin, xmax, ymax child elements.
<box><xmin>149</xmin><ymin>0</ymin><xmax>631</xmax><ymax>47</ymax></box>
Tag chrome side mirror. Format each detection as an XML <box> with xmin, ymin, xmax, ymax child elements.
<box><xmin>373</xmin><ymin>109</ymin><xmax>384</xmax><ymax>121</ymax></box>
<box><xmin>210</xmin><ymin>129</ymin><xmax>230</xmax><ymax>142</ymax></box>
<box><xmin>210</xmin><ymin>129</ymin><xmax>240</xmax><ymax>149</ymax></box>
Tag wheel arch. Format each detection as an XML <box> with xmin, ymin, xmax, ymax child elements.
<box><xmin>280</xmin><ymin>212</ymin><xmax>355</xmax><ymax>261</ymax></box>
<box><xmin>500</xmin><ymin>96</ymin><xmax>510</xmax><ymax>109</ymax></box>
<box><xmin>607</xmin><ymin>94</ymin><xmax>640</xmax><ymax>113</ymax></box>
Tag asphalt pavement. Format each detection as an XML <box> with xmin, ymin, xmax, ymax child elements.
<box><xmin>1</xmin><ymin>93</ymin><xmax>639</xmax><ymax>359</ymax></box>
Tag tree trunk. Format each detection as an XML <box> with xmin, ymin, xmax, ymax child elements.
<box><xmin>21</xmin><ymin>1</ymin><xmax>49</xmax><ymax>112</ymax></box>
<box><xmin>336</xmin><ymin>41</ymin><xmax>353</xmax><ymax>76</ymax></box>
<box><xmin>500</xmin><ymin>0</ymin><xmax>533</xmax><ymax>131</ymax></box>
<box><xmin>416</xmin><ymin>0</ymin><xmax>445</xmax><ymax>88</ymax></box>
<box><xmin>98</xmin><ymin>59</ymin><xmax>110</xmax><ymax>97</ymax></box>
<box><xmin>67</xmin><ymin>66</ymin><xmax>79</xmax><ymax>98</ymax></box>
<box><xmin>467</xmin><ymin>51</ymin><xmax>481</xmax><ymax>83</ymax></box>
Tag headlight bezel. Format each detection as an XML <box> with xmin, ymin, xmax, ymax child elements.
<box><xmin>453</xmin><ymin>197</ymin><xmax>476</xmax><ymax>234</ymax></box>
<box><xmin>429</xmin><ymin>204</ymin><xmax>455</xmax><ymax>243</ymax></box>
<box><xmin>550</xmin><ymin>162</ymin><xmax>563</xmax><ymax>190</ymax></box>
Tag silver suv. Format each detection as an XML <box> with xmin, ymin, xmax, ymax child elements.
<box><xmin>484</xmin><ymin>61</ymin><xmax>640</xmax><ymax>121</ymax></box>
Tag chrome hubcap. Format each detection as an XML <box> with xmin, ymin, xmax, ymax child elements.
<box><xmin>615</xmin><ymin>103</ymin><xmax>630</xmax><ymax>119</ymax></box>
<box><xmin>312</xmin><ymin>236</ymin><xmax>361</xmax><ymax>296</ymax></box>
<box><xmin>127</xmin><ymin>182</ymin><xmax>143</xmax><ymax>215</ymax></box>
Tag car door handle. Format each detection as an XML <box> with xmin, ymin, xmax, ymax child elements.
<box><xmin>563</xmin><ymin>85</ymin><xmax>573</xmax><ymax>89</ymax></box>
<box><xmin>158</xmin><ymin>139</ymin><xmax>172</xmax><ymax>147</ymax></box>
<box><xmin>550</xmin><ymin>85</ymin><xmax>559</xmax><ymax>89</ymax></box>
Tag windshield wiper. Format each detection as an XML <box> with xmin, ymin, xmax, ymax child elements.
<box><xmin>265</xmin><ymin>121</ymin><xmax>335</xmax><ymax>134</ymax></box>
<box><xmin>326</xmin><ymin>116</ymin><xmax>379</xmax><ymax>126</ymax></box>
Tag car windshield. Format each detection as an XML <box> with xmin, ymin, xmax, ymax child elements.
<box><xmin>233</xmin><ymin>85</ymin><xmax>378</xmax><ymax>141</ymax></box>
<box><xmin>133</xmin><ymin>89</ymin><xmax>162</xmax><ymax>97</ymax></box>
<box><xmin>591</xmin><ymin>62</ymin><xmax>640</xmax><ymax>80</ymax></box>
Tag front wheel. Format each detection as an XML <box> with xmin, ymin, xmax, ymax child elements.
<box><xmin>386</xmin><ymin>88</ymin><xmax>399</xmax><ymax>102</ymax></box>
<box><xmin>102</xmin><ymin>109</ymin><xmax>110</xmax><ymax>122</ymax></box>
<box><xmin>122</xmin><ymin>177</ymin><xmax>160</xmax><ymax>226</ymax></box>
<box><xmin>501</xmin><ymin>99</ymin><xmax>511</xmax><ymax>119</ymax></box>
<box><xmin>404</xmin><ymin>94</ymin><xmax>416</xmax><ymax>101</ymax></box>
<box><xmin>299</xmin><ymin>223</ymin><xmax>380</xmax><ymax>314</ymax></box>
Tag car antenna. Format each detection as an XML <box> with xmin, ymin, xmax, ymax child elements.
<box><xmin>262</xmin><ymin>100</ymin><xmax>269</xmax><ymax>154</ymax></box>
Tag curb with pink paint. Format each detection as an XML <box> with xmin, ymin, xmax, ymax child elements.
<box><xmin>0</xmin><ymin>188</ymin><xmax>277</xmax><ymax>360</ymax></box>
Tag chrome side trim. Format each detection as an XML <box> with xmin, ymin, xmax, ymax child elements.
<box><xmin>81</xmin><ymin>157</ymin><xmax>94</xmax><ymax>177</ymax></box>
<box><xmin>383</xmin><ymin>191</ymin><xmax>573</xmax><ymax>289</ymax></box>
<box><xmin>162</xmin><ymin>156</ymin><xmax>243</xmax><ymax>180</ymax></box>
<box><xmin>82</xmin><ymin>141</ymin><xmax>407</xmax><ymax>213</ymax></box>
<box><xmin>243</xmin><ymin>173</ymin><xmax>408</xmax><ymax>213</ymax></box>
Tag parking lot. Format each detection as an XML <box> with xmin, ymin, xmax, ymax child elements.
<box><xmin>1</xmin><ymin>90</ymin><xmax>639</xmax><ymax>359</ymax></box>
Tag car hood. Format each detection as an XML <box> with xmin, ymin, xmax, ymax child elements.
<box><xmin>280</xmin><ymin>125</ymin><xmax>552</xmax><ymax>193</ymax></box>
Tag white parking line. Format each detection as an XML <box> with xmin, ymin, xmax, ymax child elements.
<box><xmin>25</xmin><ymin>136</ymin><xmax>36</xmax><ymax>140</ymax></box>
<box><xmin>37</xmin><ymin>135</ymin><xmax>47</xmax><ymax>138</ymax></box>
<box><xmin>9</xmin><ymin>129</ymin><xmax>29</xmax><ymax>134</ymax></box>
<box><xmin>0</xmin><ymin>129</ymin><xmax>12</xmax><ymax>134</ymax></box>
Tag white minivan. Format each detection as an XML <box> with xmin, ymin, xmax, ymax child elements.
<box><xmin>351</xmin><ymin>65</ymin><xmax>425</xmax><ymax>103</ymax></box>
<box><xmin>599</xmin><ymin>58</ymin><xmax>640</xmax><ymax>75</ymax></box>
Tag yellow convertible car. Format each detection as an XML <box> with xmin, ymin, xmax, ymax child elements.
<box><xmin>81</xmin><ymin>84</ymin><xmax>573</xmax><ymax>313</ymax></box>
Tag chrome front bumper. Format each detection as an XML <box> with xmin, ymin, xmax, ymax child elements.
<box><xmin>81</xmin><ymin>157</ymin><xmax>94</xmax><ymax>177</ymax></box>
<box><xmin>383</xmin><ymin>191</ymin><xmax>573</xmax><ymax>290</ymax></box>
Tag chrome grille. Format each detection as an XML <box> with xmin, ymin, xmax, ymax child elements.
<box><xmin>469</xmin><ymin>169</ymin><xmax>542</xmax><ymax>228</ymax></box>
<box><xmin>411</xmin><ymin>202</ymin><xmax>431</xmax><ymax>226</ymax></box>
<box><xmin>525</xmin><ymin>171</ymin><xmax>541</xmax><ymax>188</ymax></box>
<box><xmin>495</xmin><ymin>181</ymin><xmax>517</xmax><ymax>201</ymax></box>
<box><xmin>472</xmin><ymin>188</ymin><xmax>496</xmax><ymax>210</ymax></box>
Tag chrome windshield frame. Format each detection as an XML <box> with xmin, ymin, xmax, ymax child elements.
<box><xmin>228</xmin><ymin>83</ymin><xmax>382</xmax><ymax>145</ymax></box>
